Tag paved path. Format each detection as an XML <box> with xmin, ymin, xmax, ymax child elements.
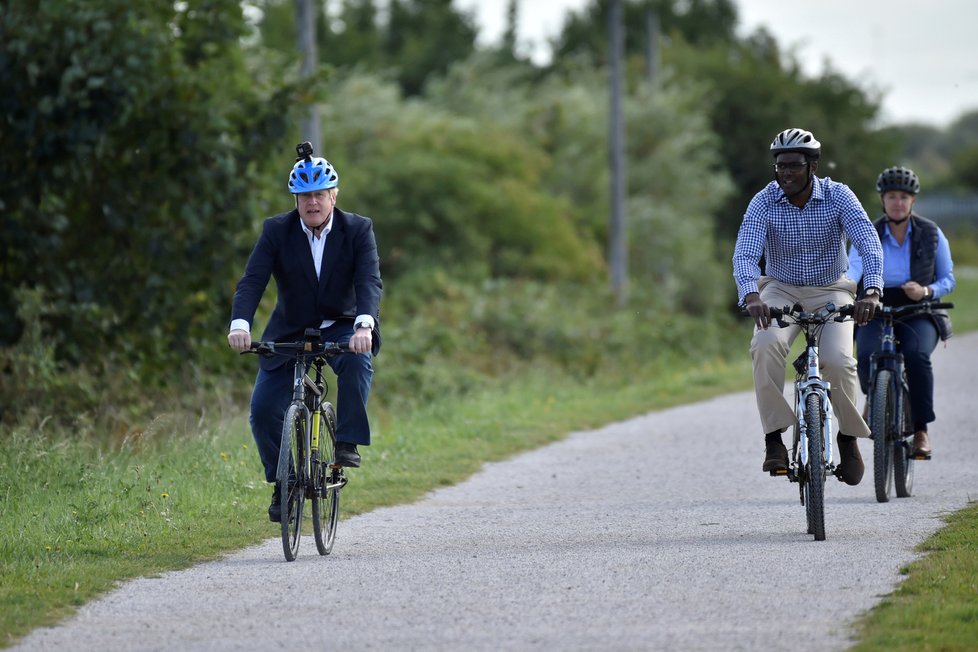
<box><xmin>15</xmin><ymin>334</ymin><xmax>978</xmax><ymax>651</ymax></box>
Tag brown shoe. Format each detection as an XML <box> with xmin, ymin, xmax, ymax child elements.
<box><xmin>762</xmin><ymin>440</ymin><xmax>789</xmax><ymax>473</ymax></box>
<box><xmin>912</xmin><ymin>430</ymin><xmax>932</xmax><ymax>458</ymax></box>
<box><xmin>836</xmin><ymin>433</ymin><xmax>864</xmax><ymax>486</ymax></box>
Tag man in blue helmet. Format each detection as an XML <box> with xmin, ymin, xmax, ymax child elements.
<box><xmin>733</xmin><ymin>128</ymin><xmax>884</xmax><ymax>486</ymax></box>
<box><xmin>228</xmin><ymin>143</ymin><xmax>382</xmax><ymax>523</ymax></box>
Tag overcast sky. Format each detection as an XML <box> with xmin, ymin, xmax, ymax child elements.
<box><xmin>454</xmin><ymin>0</ymin><xmax>978</xmax><ymax>128</ymax></box>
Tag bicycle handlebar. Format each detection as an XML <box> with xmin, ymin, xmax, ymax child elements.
<box><xmin>877</xmin><ymin>301</ymin><xmax>954</xmax><ymax>317</ymax></box>
<box><xmin>244</xmin><ymin>340</ymin><xmax>350</xmax><ymax>358</ymax></box>
<box><xmin>767</xmin><ymin>303</ymin><xmax>854</xmax><ymax>321</ymax></box>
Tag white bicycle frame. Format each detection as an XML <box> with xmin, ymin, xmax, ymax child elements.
<box><xmin>793</xmin><ymin>342</ymin><xmax>834</xmax><ymax>471</ymax></box>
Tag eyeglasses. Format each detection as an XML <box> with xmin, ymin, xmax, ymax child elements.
<box><xmin>773</xmin><ymin>162</ymin><xmax>808</xmax><ymax>173</ymax></box>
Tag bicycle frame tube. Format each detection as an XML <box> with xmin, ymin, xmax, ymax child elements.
<box><xmin>290</xmin><ymin>361</ymin><xmax>314</xmax><ymax>479</ymax></box>
<box><xmin>869</xmin><ymin>315</ymin><xmax>906</xmax><ymax>441</ymax></box>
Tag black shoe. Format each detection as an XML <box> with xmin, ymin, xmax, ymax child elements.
<box><xmin>762</xmin><ymin>440</ymin><xmax>789</xmax><ymax>473</ymax></box>
<box><xmin>835</xmin><ymin>433</ymin><xmax>865</xmax><ymax>486</ymax></box>
<box><xmin>268</xmin><ymin>483</ymin><xmax>282</xmax><ymax>523</ymax></box>
<box><xmin>335</xmin><ymin>441</ymin><xmax>361</xmax><ymax>468</ymax></box>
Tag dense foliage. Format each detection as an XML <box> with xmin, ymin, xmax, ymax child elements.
<box><xmin>3</xmin><ymin>0</ymin><xmax>969</xmax><ymax>434</ymax></box>
<box><xmin>0</xmin><ymin>0</ymin><xmax>298</xmax><ymax>422</ymax></box>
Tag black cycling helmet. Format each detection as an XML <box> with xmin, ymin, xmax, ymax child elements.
<box><xmin>770</xmin><ymin>128</ymin><xmax>821</xmax><ymax>159</ymax></box>
<box><xmin>876</xmin><ymin>166</ymin><xmax>920</xmax><ymax>195</ymax></box>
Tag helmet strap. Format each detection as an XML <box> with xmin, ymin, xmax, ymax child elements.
<box><xmin>310</xmin><ymin>215</ymin><xmax>330</xmax><ymax>234</ymax></box>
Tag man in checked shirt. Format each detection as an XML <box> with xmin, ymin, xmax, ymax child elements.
<box><xmin>733</xmin><ymin>128</ymin><xmax>884</xmax><ymax>485</ymax></box>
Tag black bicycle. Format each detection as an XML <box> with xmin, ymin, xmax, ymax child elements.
<box><xmin>246</xmin><ymin>329</ymin><xmax>349</xmax><ymax>561</ymax></box>
<box><xmin>867</xmin><ymin>301</ymin><xmax>953</xmax><ymax>503</ymax></box>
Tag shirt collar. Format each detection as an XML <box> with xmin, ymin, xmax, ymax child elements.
<box><xmin>883</xmin><ymin>217</ymin><xmax>913</xmax><ymax>243</ymax></box>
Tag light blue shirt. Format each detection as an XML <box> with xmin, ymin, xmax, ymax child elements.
<box><xmin>847</xmin><ymin>218</ymin><xmax>956</xmax><ymax>298</ymax></box>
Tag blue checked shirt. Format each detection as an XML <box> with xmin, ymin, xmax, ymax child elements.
<box><xmin>732</xmin><ymin>176</ymin><xmax>884</xmax><ymax>304</ymax></box>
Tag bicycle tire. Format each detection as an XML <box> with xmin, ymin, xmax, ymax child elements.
<box><xmin>894</xmin><ymin>384</ymin><xmax>915</xmax><ymax>498</ymax></box>
<box><xmin>278</xmin><ymin>403</ymin><xmax>306</xmax><ymax>562</ymax></box>
<box><xmin>312</xmin><ymin>403</ymin><xmax>340</xmax><ymax>555</ymax></box>
<box><xmin>870</xmin><ymin>370</ymin><xmax>895</xmax><ymax>503</ymax></box>
<box><xmin>804</xmin><ymin>393</ymin><xmax>826</xmax><ymax>541</ymax></box>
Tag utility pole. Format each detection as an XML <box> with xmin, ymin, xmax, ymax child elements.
<box><xmin>645</xmin><ymin>8</ymin><xmax>659</xmax><ymax>86</ymax></box>
<box><xmin>608</xmin><ymin>0</ymin><xmax>627</xmax><ymax>306</ymax></box>
<box><xmin>295</xmin><ymin>0</ymin><xmax>321</xmax><ymax>151</ymax></box>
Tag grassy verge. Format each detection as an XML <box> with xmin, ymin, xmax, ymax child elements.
<box><xmin>1</xmin><ymin>269</ymin><xmax>975</xmax><ymax>648</ymax></box>
<box><xmin>850</xmin><ymin>501</ymin><xmax>978</xmax><ymax>651</ymax></box>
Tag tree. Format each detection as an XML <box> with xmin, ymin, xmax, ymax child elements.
<box><xmin>255</xmin><ymin>0</ymin><xmax>478</xmax><ymax>96</ymax></box>
<box><xmin>0</xmin><ymin>0</ymin><xmax>296</xmax><ymax>387</ymax></box>
<box><xmin>550</xmin><ymin>0</ymin><xmax>897</xmax><ymax>236</ymax></box>
<box><xmin>551</xmin><ymin>0</ymin><xmax>739</xmax><ymax>66</ymax></box>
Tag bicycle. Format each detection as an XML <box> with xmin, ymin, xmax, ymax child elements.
<box><xmin>761</xmin><ymin>302</ymin><xmax>854</xmax><ymax>541</ymax></box>
<box><xmin>867</xmin><ymin>301</ymin><xmax>954</xmax><ymax>503</ymax></box>
<box><xmin>246</xmin><ymin>328</ymin><xmax>349</xmax><ymax>561</ymax></box>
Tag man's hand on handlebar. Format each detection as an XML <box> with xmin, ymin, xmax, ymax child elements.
<box><xmin>348</xmin><ymin>326</ymin><xmax>373</xmax><ymax>354</ymax></box>
<box><xmin>744</xmin><ymin>292</ymin><xmax>771</xmax><ymax>330</ymax></box>
<box><xmin>228</xmin><ymin>329</ymin><xmax>251</xmax><ymax>353</ymax></box>
<box><xmin>853</xmin><ymin>294</ymin><xmax>880</xmax><ymax>326</ymax></box>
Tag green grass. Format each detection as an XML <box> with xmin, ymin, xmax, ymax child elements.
<box><xmin>1</xmin><ymin>268</ymin><xmax>975</xmax><ymax>648</ymax></box>
<box><xmin>850</xmin><ymin>501</ymin><xmax>978</xmax><ymax>652</ymax></box>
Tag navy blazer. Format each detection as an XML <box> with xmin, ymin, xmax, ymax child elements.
<box><xmin>231</xmin><ymin>207</ymin><xmax>383</xmax><ymax>369</ymax></box>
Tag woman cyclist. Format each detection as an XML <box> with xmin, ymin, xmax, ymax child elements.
<box><xmin>848</xmin><ymin>166</ymin><xmax>955</xmax><ymax>458</ymax></box>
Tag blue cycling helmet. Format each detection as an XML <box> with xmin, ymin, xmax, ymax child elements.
<box><xmin>288</xmin><ymin>157</ymin><xmax>339</xmax><ymax>194</ymax></box>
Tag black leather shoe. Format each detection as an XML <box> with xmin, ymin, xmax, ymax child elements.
<box><xmin>268</xmin><ymin>483</ymin><xmax>282</xmax><ymax>523</ymax></box>
<box><xmin>762</xmin><ymin>440</ymin><xmax>789</xmax><ymax>473</ymax></box>
<box><xmin>835</xmin><ymin>433</ymin><xmax>864</xmax><ymax>486</ymax></box>
<box><xmin>335</xmin><ymin>441</ymin><xmax>361</xmax><ymax>468</ymax></box>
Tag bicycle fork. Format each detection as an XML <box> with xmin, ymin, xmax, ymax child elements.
<box><xmin>795</xmin><ymin>344</ymin><xmax>834</xmax><ymax>474</ymax></box>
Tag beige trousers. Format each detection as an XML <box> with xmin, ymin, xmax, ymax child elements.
<box><xmin>750</xmin><ymin>275</ymin><xmax>870</xmax><ymax>439</ymax></box>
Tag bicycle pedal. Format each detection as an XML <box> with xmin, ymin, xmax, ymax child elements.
<box><xmin>768</xmin><ymin>469</ymin><xmax>789</xmax><ymax>477</ymax></box>
<box><xmin>910</xmin><ymin>453</ymin><xmax>932</xmax><ymax>461</ymax></box>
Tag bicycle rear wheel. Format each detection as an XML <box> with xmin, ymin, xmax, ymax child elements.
<box><xmin>312</xmin><ymin>403</ymin><xmax>341</xmax><ymax>555</ymax></box>
<box><xmin>804</xmin><ymin>394</ymin><xmax>826</xmax><ymax>541</ymax></box>
<box><xmin>870</xmin><ymin>370</ymin><xmax>895</xmax><ymax>503</ymax></box>
<box><xmin>894</xmin><ymin>384</ymin><xmax>915</xmax><ymax>498</ymax></box>
<box><xmin>277</xmin><ymin>404</ymin><xmax>306</xmax><ymax>562</ymax></box>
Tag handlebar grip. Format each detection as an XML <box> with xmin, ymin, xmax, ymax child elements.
<box><xmin>930</xmin><ymin>302</ymin><xmax>954</xmax><ymax>310</ymax></box>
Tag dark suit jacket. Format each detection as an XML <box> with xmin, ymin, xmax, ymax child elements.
<box><xmin>231</xmin><ymin>207</ymin><xmax>383</xmax><ymax>369</ymax></box>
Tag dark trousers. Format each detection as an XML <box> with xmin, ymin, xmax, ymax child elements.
<box><xmin>249</xmin><ymin>321</ymin><xmax>373</xmax><ymax>483</ymax></box>
<box><xmin>855</xmin><ymin>316</ymin><xmax>939</xmax><ymax>431</ymax></box>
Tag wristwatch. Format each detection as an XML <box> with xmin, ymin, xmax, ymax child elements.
<box><xmin>864</xmin><ymin>287</ymin><xmax>881</xmax><ymax>299</ymax></box>
<box><xmin>355</xmin><ymin>321</ymin><xmax>372</xmax><ymax>331</ymax></box>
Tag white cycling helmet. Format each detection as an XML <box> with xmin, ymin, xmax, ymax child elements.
<box><xmin>770</xmin><ymin>128</ymin><xmax>821</xmax><ymax>158</ymax></box>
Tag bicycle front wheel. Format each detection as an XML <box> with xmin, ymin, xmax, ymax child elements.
<box><xmin>804</xmin><ymin>393</ymin><xmax>826</xmax><ymax>541</ymax></box>
<box><xmin>312</xmin><ymin>403</ymin><xmax>340</xmax><ymax>555</ymax></box>
<box><xmin>870</xmin><ymin>370</ymin><xmax>895</xmax><ymax>503</ymax></box>
<box><xmin>277</xmin><ymin>403</ymin><xmax>306</xmax><ymax>562</ymax></box>
<box><xmin>894</xmin><ymin>383</ymin><xmax>915</xmax><ymax>498</ymax></box>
